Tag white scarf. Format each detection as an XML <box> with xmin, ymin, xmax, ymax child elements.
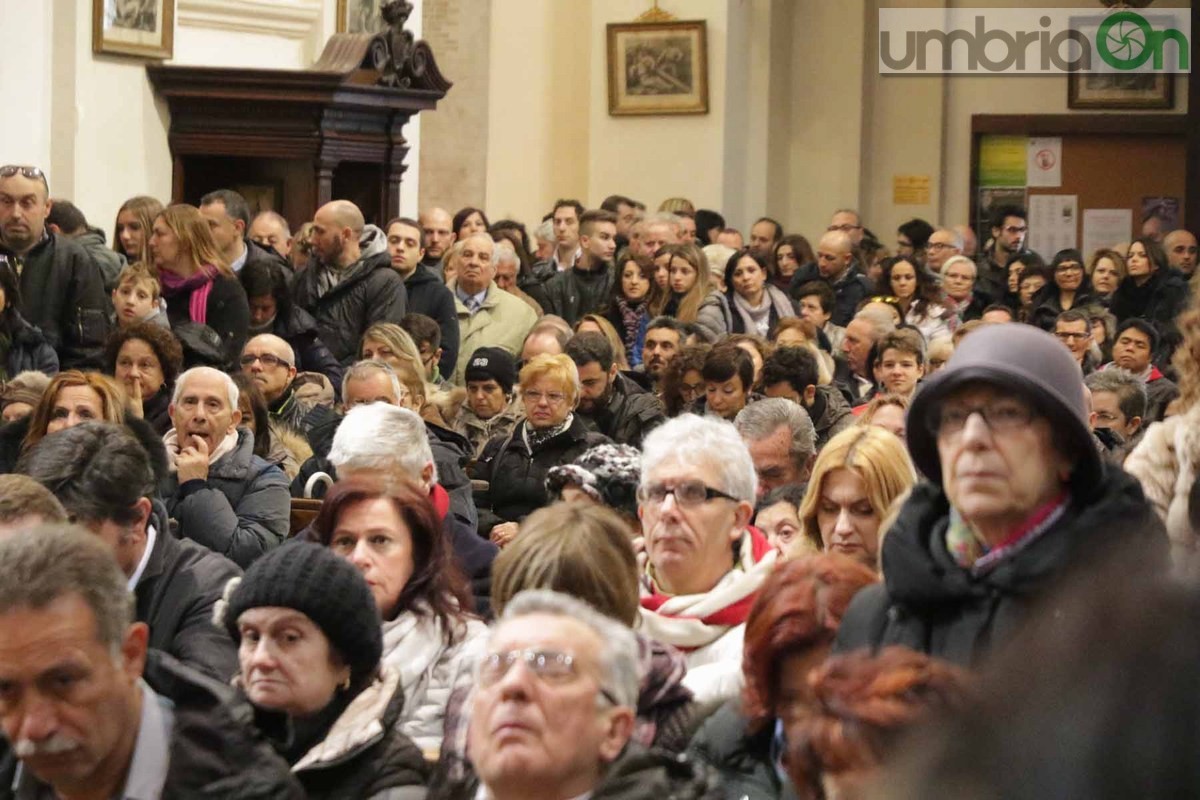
<box><xmin>162</xmin><ymin>428</ymin><xmax>240</xmax><ymax>474</ymax></box>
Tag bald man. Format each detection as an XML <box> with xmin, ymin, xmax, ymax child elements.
<box><xmin>1165</xmin><ymin>229</ymin><xmax>1198</xmax><ymax>276</ymax></box>
<box><xmin>420</xmin><ymin>206</ymin><xmax>456</xmax><ymax>275</ymax></box>
<box><xmin>248</xmin><ymin>210</ymin><xmax>292</xmax><ymax>260</ymax></box>
<box><xmin>291</xmin><ymin>200</ymin><xmax>408</xmax><ymax>365</ymax></box>
<box><xmin>815</xmin><ymin>230</ymin><xmax>873</xmax><ymax>327</ymax></box>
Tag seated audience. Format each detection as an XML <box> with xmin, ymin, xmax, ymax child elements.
<box><xmin>566</xmin><ymin>331</ymin><xmax>664</xmax><ymax>446</ymax></box>
<box><xmin>1087</xmin><ymin>247</ymin><xmax>1125</xmax><ymax>300</ymax></box>
<box><xmin>21</xmin><ymin>422</ymin><xmax>240</xmax><ymax>680</ymax></box>
<box><xmin>726</xmin><ymin>249</ymin><xmax>796</xmax><ymax>338</ymax></box>
<box><xmin>544</xmin><ymin>443</ymin><xmax>643</xmax><ymax>535</ymax></box>
<box><xmin>575</xmin><ymin>313</ymin><xmax>632</xmax><ymax>371</ymax></box>
<box><xmin>1110</xmin><ymin>237</ymin><xmax>1187</xmax><ymax>363</ymax></box>
<box><xmin>0</xmin><ymin>526</ymin><xmax>302</xmax><ymax>797</ymax></box>
<box><xmin>221</xmin><ymin>541</ymin><xmax>430</xmax><ymax>798</ymax></box>
<box><xmin>795</xmin><ymin>280</ymin><xmax>845</xmax><ymax>352</ymax></box>
<box><xmin>761</xmin><ymin>345</ymin><xmax>853</xmax><ymax>449</ymax></box>
<box><xmin>754</xmin><ymin>484</ymin><xmax>807</xmax><ymax>553</ymax></box>
<box><xmin>795</xmin><ymin>425</ymin><xmax>916</xmax><ymax>565</ymax></box>
<box><xmin>160</xmin><ymin>366</ymin><xmax>290</xmax><ymax>567</ymax></box>
<box><xmin>1106</xmin><ymin>317</ymin><xmax>1178</xmax><ymax>422</ymax></box>
<box><xmin>655</xmin><ymin>242</ymin><xmax>732</xmax><ymax>342</ymax></box>
<box><xmin>0</xmin><ymin>370</ymin><xmax>128</xmax><ymax>473</ymax></box>
<box><xmin>699</xmin><ymin>343</ymin><xmax>756</xmax><ymax>420</ymax></box>
<box><xmin>0</xmin><ymin>370</ymin><xmax>50</xmax><ymax>423</ymax></box>
<box><xmin>1086</xmin><ymin>368</ymin><xmax>1147</xmax><ymax>463</ymax></box>
<box><xmin>232</xmin><ymin>373</ymin><xmax>306</xmax><ymax>480</ymax></box>
<box><xmin>689</xmin><ymin>554</ymin><xmax>879</xmax><ymax>800</ymax></box>
<box><xmin>870</xmin><ymin>328</ymin><xmax>927</xmax><ymax>404</ymax></box>
<box><xmin>660</xmin><ymin>342</ymin><xmax>710</xmax><ymax>417</ymax></box>
<box><xmin>604</xmin><ymin>248</ymin><xmax>656</xmax><ymax>367</ymax></box>
<box><xmin>105</xmin><ymin>321</ymin><xmax>183</xmax><ymax>435</ymax></box>
<box><xmin>857</xmin><ymin>392</ymin><xmax>909</xmax><ymax>440</ymax></box>
<box><xmin>734</xmin><ymin>398</ymin><xmax>817</xmax><ymax>499</ymax></box>
<box><xmin>877</xmin><ymin>255</ymin><xmax>956</xmax><ymax>344</ymax></box>
<box><xmin>451</xmin><ymin>232</ymin><xmax>538</xmax><ymax>384</ymax></box>
<box><xmin>1028</xmin><ymin>248</ymin><xmax>1102</xmax><ymax>332</ymax></box>
<box><xmin>638</xmin><ymin>414</ymin><xmax>777</xmax><ymax>707</ymax></box>
<box><xmin>454</xmin><ymin>346</ymin><xmax>523</xmax><ymax>459</ymax></box>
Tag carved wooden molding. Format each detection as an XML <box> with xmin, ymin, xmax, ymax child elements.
<box><xmin>176</xmin><ymin>0</ymin><xmax>323</xmax><ymax>40</ymax></box>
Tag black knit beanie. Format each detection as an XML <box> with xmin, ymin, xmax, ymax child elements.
<box><xmin>222</xmin><ymin>541</ymin><xmax>383</xmax><ymax>685</ymax></box>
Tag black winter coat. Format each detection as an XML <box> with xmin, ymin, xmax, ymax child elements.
<box><xmin>2</xmin><ymin>309</ymin><xmax>58</xmax><ymax>378</ymax></box>
<box><xmin>475</xmin><ymin>416</ymin><xmax>611</xmax><ymax>528</ymax></box>
<box><xmin>1027</xmin><ymin>282</ymin><xmax>1103</xmax><ymax>332</ymax></box>
<box><xmin>161</xmin><ymin>428</ymin><xmax>291</xmax><ymax>568</ymax></box>
<box><xmin>689</xmin><ymin>701</ymin><xmax>797</xmax><ymax>800</ymax></box>
<box><xmin>140</xmin><ymin>500</ymin><xmax>242</xmax><ymax>682</ymax></box>
<box><xmin>835</xmin><ymin>467</ymin><xmax>1166</xmax><ymax>666</ymax></box>
<box><xmin>163</xmin><ymin>272</ymin><xmax>251</xmax><ymax>369</ymax></box>
<box><xmin>787</xmin><ymin>263</ymin><xmax>872</xmax><ymax>328</ymax></box>
<box><xmin>0</xmin><ymin>233</ymin><xmax>110</xmax><ymax>369</ymax></box>
<box><xmin>582</xmin><ymin>372</ymin><xmax>666</xmax><ymax>447</ymax></box>
<box><xmin>541</xmin><ymin>262</ymin><xmax>617</xmax><ymax>326</ymax></box>
<box><xmin>1108</xmin><ymin>269</ymin><xmax>1189</xmax><ymax>364</ymax></box>
<box><xmin>405</xmin><ymin>263</ymin><xmax>460</xmax><ymax>379</ymax></box>
<box><xmin>273</xmin><ymin>305</ymin><xmax>344</xmax><ymax>391</ymax></box>
<box><xmin>291</xmin><ymin>234</ymin><xmax>408</xmax><ymax>365</ymax></box>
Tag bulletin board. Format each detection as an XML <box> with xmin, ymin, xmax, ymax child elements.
<box><xmin>970</xmin><ymin>114</ymin><xmax>1186</xmax><ymax>258</ymax></box>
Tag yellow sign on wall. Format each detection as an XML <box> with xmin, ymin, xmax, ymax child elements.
<box><xmin>893</xmin><ymin>174</ymin><xmax>931</xmax><ymax>205</ymax></box>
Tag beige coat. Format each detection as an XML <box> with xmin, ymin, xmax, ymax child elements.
<box><xmin>450</xmin><ymin>281</ymin><xmax>538</xmax><ymax>385</ymax></box>
<box><xmin>1125</xmin><ymin>404</ymin><xmax>1200</xmax><ymax>576</ymax></box>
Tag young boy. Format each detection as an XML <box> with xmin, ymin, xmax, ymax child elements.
<box><xmin>111</xmin><ymin>263</ymin><xmax>169</xmax><ymax>329</ymax></box>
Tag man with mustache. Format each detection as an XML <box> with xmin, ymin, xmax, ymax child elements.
<box><xmin>0</xmin><ymin>165</ymin><xmax>110</xmax><ymax>369</ymax></box>
<box><xmin>636</xmin><ymin>414</ymin><xmax>777</xmax><ymax>708</ymax></box>
<box><xmin>0</xmin><ymin>525</ymin><xmax>303</xmax><ymax>798</ymax></box>
<box><xmin>640</xmin><ymin>317</ymin><xmax>686</xmax><ymax>397</ymax></box>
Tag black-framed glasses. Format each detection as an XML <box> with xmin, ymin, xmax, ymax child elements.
<box><xmin>477</xmin><ymin>648</ymin><xmax>620</xmax><ymax>706</ymax></box>
<box><xmin>926</xmin><ymin>242</ymin><xmax>957</xmax><ymax>252</ymax></box>
<box><xmin>827</xmin><ymin>224</ymin><xmax>861</xmax><ymax>233</ymax></box>
<box><xmin>239</xmin><ymin>353</ymin><xmax>293</xmax><ymax>369</ymax></box>
<box><xmin>0</xmin><ymin>165</ymin><xmax>48</xmax><ymax>191</ymax></box>
<box><xmin>637</xmin><ymin>479</ymin><xmax>738</xmax><ymax>507</ymax></box>
<box><xmin>928</xmin><ymin>398</ymin><xmax>1035</xmax><ymax>438</ymax></box>
<box><xmin>1054</xmin><ymin>331</ymin><xmax>1089</xmax><ymax>342</ymax></box>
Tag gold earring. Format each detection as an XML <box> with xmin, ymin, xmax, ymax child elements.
<box><xmin>340</xmin><ymin>675</ymin><xmax>351</xmax><ymax>691</ymax></box>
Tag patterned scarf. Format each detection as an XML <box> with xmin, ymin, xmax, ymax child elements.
<box><xmin>522</xmin><ymin>414</ymin><xmax>573</xmax><ymax>451</ymax></box>
<box><xmin>945</xmin><ymin>492</ymin><xmax>1069</xmax><ymax>574</ymax></box>
<box><xmin>615</xmin><ymin>296</ymin><xmax>646</xmax><ymax>350</ymax></box>
<box><xmin>159</xmin><ymin>264</ymin><xmax>219</xmax><ymax>325</ymax></box>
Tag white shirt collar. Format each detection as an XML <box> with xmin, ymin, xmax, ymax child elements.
<box><xmin>127</xmin><ymin>524</ymin><xmax>157</xmax><ymax>591</ymax></box>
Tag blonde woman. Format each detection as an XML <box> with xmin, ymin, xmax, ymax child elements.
<box><xmin>658</xmin><ymin>242</ymin><xmax>732</xmax><ymax>342</ymax></box>
<box><xmin>17</xmin><ymin>371</ymin><xmax>129</xmax><ymax>461</ymax></box>
<box><xmin>574</xmin><ymin>313</ymin><xmax>630</xmax><ymax>371</ymax></box>
<box><xmin>791</xmin><ymin>425</ymin><xmax>917</xmax><ymax>570</ymax></box>
<box><xmin>112</xmin><ymin>195</ymin><xmax>164</xmax><ymax>266</ymax></box>
<box><xmin>149</xmin><ymin>204</ymin><xmax>249</xmax><ymax>363</ymax></box>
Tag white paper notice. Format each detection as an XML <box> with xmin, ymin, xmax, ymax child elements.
<box><xmin>1027</xmin><ymin>137</ymin><xmax>1062</xmax><ymax>188</ymax></box>
<box><xmin>1027</xmin><ymin>195</ymin><xmax>1077</xmax><ymax>258</ymax></box>
<box><xmin>1081</xmin><ymin>209</ymin><xmax>1133</xmax><ymax>257</ymax></box>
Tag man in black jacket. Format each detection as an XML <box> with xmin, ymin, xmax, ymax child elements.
<box><xmin>0</xmin><ymin>164</ymin><xmax>110</xmax><ymax>369</ymax></box>
<box><xmin>566</xmin><ymin>331</ymin><xmax>664</xmax><ymax>447</ymax></box>
<box><xmin>0</xmin><ymin>525</ymin><xmax>303</xmax><ymax>799</ymax></box>
<box><xmin>542</xmin><ymin>208</ymin><xmax>618</xmax><ymax>326</ymax></box>
<box><xmin>385</xmin><ymin>215</ymin><xmax>459</xmax><ymax>378</ymax></box>
<box><xmin>292</xmin><ymin>200</ymin><xmax>407</xmax><ymax>364</ymax></box>
<box><xmin>20</xmin><ymin>421</ymin><xmax>241</xmax><ymax>681</ymax></box>
<box><xmin>199</xmin><ymin>189</ymin><xmax>293</xmax><ymax>279</ymax></box>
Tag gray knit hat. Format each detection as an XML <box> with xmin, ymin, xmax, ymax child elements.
<box><xmin>907</xmin><ymin>323</ymin><xmax>1101</xmax><ymax>488</ymax></box>
<box><xmin>220</xmin><ymin>541</ymin><xmax>382</xmax><ymax>686</ymax></box>
<box><xmin>545</xmin><ymin>443</ymin><xmax>642</xmax><ymax>518</ymax></box>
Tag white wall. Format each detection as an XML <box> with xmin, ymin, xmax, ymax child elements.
<box><xmin>0</xmin><ymin>2</ymin><xmax>54</xmax><ymax>178</ymax></box>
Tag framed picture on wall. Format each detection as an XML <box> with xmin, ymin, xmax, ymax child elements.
<box><xmin>92</xmin><ymin>0</ymin><xmax>174</xmax><ymax>59</ymax></box>
<box><xmin>607</xmin><ymin>20</ymin><xmax>709</xmax><ymax>116</ymax></box>
<box><xmin>337</xmin><ymin>0</ymin><xmax>384</xmax><ymax>34</ymax></box>
<box><xmin>1068</xmin><ymin>72</ymin><xmax>1174</xmax><ymax>110</ymax></box>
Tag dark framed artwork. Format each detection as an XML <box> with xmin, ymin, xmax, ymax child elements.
<box><xmin>337</xmin><ymin>0</ymin><xmax>384</xmax><ymax>34</ymax></box>
<box><xmin>1068</xmin><ymin>71</ymin><xmax>1174</xmax><ymax>110</ymax></box>
<box><xmin>93</xmin><ymin>0</ymin><xmax>174</xmax><ymax>59</ymax></box>
<box><xmin>607</xmin><ymin>20</ymin><xmax>709</xmax><ymax>116</ymax></box>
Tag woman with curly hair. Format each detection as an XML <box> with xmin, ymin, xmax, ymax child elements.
<box><xmin>104</xmin><ymin>321</ymin><xmax>184</xmax><ymax>435</ymax></box>
<box><xmin>876</xmin><ymin>255</ymin><xmax>956</xmax><ymax>344</ymax></box>
<box><xmin>660</xmin><ymin>342</ymin><xmax>711</xmax><ymax>417</ymax></box>
<box><xmin>688</xmin><ymin>554</ymin><xmax>878</xmax><ymax>800</ymax></box>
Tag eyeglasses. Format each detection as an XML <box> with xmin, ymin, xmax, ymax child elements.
<box><xmin>239</xmin><ymin>353</ymin><xmax>293</xmax><ymax>369</ymax></box>
<box><xmin>0</xmin><ymin>166</ymin><xmax>48</xmax><ymax>191</ymax></box>
<box><xmin>827</xmin><ymin>224</ymin><xmax>861</xmax><ymax>233</ymax></box>
<box><xmin>930</xmin><ymin>399</ymin><xmax>1035</xmax><ymax>438</ymax></box>
<box><xmin>637</xmin><ymin>479</ymin><xmax>738</xmax><ymax>507</ymax></box>
<box><xmin>477</xmin><ymin>648</ymin><xmax>620</xmax><ymax>705</ymax></box>
<box><xmin>1054</xmin><ymin>331</ymin><xmax>1089</xmax><ymax>341</ymax></box>
<box><xmin>522</xmin><ymin>389</ymin><xmax>567</xmax><ymax>405</ymax></box>
<box><xmin>926</xmin><ymin>242</ymin><xmax>957</xmax><ymax>252</ymax></box>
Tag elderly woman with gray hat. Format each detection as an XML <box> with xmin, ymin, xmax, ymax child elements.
<box><xmin>835</xmin><ymin>323</ymin><xmax>1165</xmax><ymax>666</ymax></box>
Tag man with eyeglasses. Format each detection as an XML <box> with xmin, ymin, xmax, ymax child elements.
<box><xmin>925</xmin><ymin>228</ymin><xmax>963</xmax><ymax>273</ymax></box>
<box><xmin>975</xmin><ymin>204</ymin><xmax>1030</xmax><ymax>304</ymax></box>
<box><xmin>837</xmin><ymin>324</ymin><xmax>1163</xmax><ymax>666</ymax></box>
<box><xmin>0</xmin><ymin>164</ymin><xmax>110</xmax><ymax>370</ymax></box>
<box><xmin>457</xmin><ymin>589</ymin><xmax>715</xmax><ymax>800</ymax></box>
<box><xmin>828</xmin><ymin>208</ymin><xmax>865</xmax><ymax>248</ymax></box>
<box><xmin>1053</xmin><ymin>309</ymin><xmax>1097</xmax><ymax>375</ymax></box>
<box><xmin>240</xmin><ymin>334</ymin><xmax>336</xmax><ymax>444</ymax></box>
<box><xmin>637</xmin><ymin>414</ymin><xmax>777</xmax><ymax>707</ymax></box>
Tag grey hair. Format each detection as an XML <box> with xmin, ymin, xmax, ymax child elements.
<box><xmin>500</xmin><ymin>589</ymin><xmax>640</xmax><ymax>709</ymax></box>
<box><xmin>832</xmin><ymin>208</ymin><xmax>861</xmax><ymax>224</ymax></box>
<box><xmin>494</xmin><ymin>239</ymin><xmax>519</xmax><ymax>267</ymax></box>
<box><xmin>644</xmin><ymin>212</ymin><xmax>682</xmax><ymax>235</ymax></box>
<box><xmin>933</xmin><ymin>227</ymin><xmax>965</xmax><ymax>251</ymax></box>
<box><xmin>329</xmin><ymin>402</ymin><xmax>437</xmax><ymax>484</ymax></box>
<box><xmin>0</xmin><ymin>525</ymin><xmax>134</xmax><ymax>651</ymax></box>
<box><xmin>1085</xmin><ymin>368</ymin><xmax>1148</xmax><ymax>421</ymax></box>
<box><xmin>641</xmin><ymin>413</ymin><xmax>758</xmax><ymax>503</ymax></box>
<box><xmin>853</xmin><ymin>306</ymin><xmax>899</xmax><ymax>342</ymax></box>
<box><xmin>940</xmin><ymin>254</ymin><xmax>977</xmax><ymax>279</ymax></box>
<box><xmin>342</xmin><ymin>359</ymin><xmax>404</xmax><ymax>406</ymax></box>
<box><xmin>734</xmin><ymin>398</ymin><xmax>817</xmax><ymax>470</ymax></box>
<box><xmin>173</xmin><ymin>366</ymin><xmax>239</xmax><ymax>409</ymax></box>
<box><xmin>535</xmin><ymin>218</ymin><xmax>554</xmax><ymax>243</ymax></box>
<box><xmin>253</xmin><ymin>209</ymin><xmax>292</xmax><ymax>238</ymax></box>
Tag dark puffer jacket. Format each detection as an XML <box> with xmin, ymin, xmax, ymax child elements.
<box><xmin>291</xmin><ymin>226</ymin><xmax>408</xmax><ymax>365</ymax></box>
<box><xmin>835</xmin><ymin>466</ymin><xmax>1166</xmax><ymax>666</ymax></box>
<box><xmin>405</xmin><ymin>263</ymin><xmax>460</xmax><ymax>379</ymax></box>
<box><xmin>541</xmin><ymin>261</ymin><xmax>617</xmax><ymax>326</ymax></box>
<box><xmin>0</xmin><ymin>232</ymin><xmax>110</xmax><ymax>369</ymax></box>
<box><xmin>160</xmin><ymin>428</ymin><xmax>291</xmax><ymax>568</ymax></box>
<box><xmin>2</xmin><ymin>308</ymin><xmax>58</xmax><ymax>378</ymax></box>
<box><xmin>689</xmin><ymin>701</ymin><xmax>798</xmax><ymax>800</ymax></box>
<box><xmin>475</xmin><ymin>416</ymin><xmax>611</xmax><ymax>529</ymax></box>
<box><xmin>1108</xmin><ymin>269</ymin><xmax>1189</xmax><ymax>364</ymax></box>
<box><xmin>582</xmin><ymin>372</ymin><xmax>666</xmax><ymax>448</ymax></box>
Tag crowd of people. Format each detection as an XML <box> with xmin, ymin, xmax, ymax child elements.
<box><xmin>1</xmin><ymin>162</ymin><xmax>1199</xmax><ymax>798</ymax></box>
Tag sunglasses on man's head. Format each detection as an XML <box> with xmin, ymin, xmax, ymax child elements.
<box><xmin>0</xmin><ymin>165</ymin><xmax>49</xmax><ymax>192</ymax></box>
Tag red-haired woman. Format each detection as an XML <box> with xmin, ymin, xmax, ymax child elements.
<box><xmin>688</xmin><ymin>554</ymin><xmax>877</xmax><ymax>799</ymax></box>
<box><xmin>785</xmin><ymin>646</ymin><xmax>970</xmax><ymax>800</ymax></box>
<box><xmin>308</xmin><ymin>477</ymin><xmax>487</xmax><ymax>756</ymax></box>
